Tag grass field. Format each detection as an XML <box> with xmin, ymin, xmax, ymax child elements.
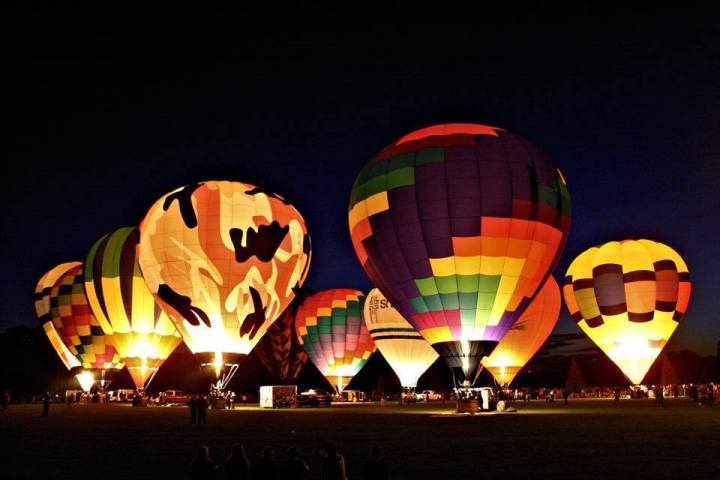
<box><xmin>1</xmin><ymin>398</ymin><xmax>719</xmax><ymax>479</ymax></box>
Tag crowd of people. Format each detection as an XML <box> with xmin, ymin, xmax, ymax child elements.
<box><xmin>191</xmin><ymin>442</ymin><xmax>388</xmax><ymax>480</ymax></box>
<box><xmin>497</xmin><ymin>383</ymin><xmax>719</xmax><ymax>405</ymax></box>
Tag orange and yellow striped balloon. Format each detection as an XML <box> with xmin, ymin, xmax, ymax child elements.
<box><xmin>482</xmin><ymin>276</ymin><xmax>560</xmax><ymax>385</ymax></box>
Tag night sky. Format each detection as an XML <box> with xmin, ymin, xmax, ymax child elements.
<box><xmin>6</xmin><ymin>15</ymin><xmax>719</xmax><ymax>354</ymax></box>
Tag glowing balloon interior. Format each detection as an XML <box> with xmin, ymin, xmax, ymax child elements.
<box><xmin>84</xmin><ymin>226</ymin><xmax>183</xmax><ymax>390</ymax></box>
<box><xmin>563</xmin><ymin>239</ymin><xmax>691</xmax><ymax>384</ymax></box>
<box><xmin>364</xmin><ymin>288</ymin><xmax>438</xmax><ymax>389</ymax></box>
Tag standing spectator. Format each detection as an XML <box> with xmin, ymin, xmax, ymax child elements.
<box><xmin>41</xmin><ymin>392</ymin><xmax>50</xmax><ymax>417</ymax></box>
<box><xmin>283</xmin><ymin>446</ymin><xmax>310</xmax><ymax>479</ymax></box>
<box><xmin>563</xmin><ymin>389</ymin><xmax>570</xmax><ymax>405</ymax></box>
<box><xmin>613</xmin><ymin>387</ymin><xmax>621</xmax><ymax>403</ymax></box>
<box><xmin>225</xmin><ymin>443</ymin><xmax>250</xmax><ymax>480</ymax></box>
<box><xmin>319</xmin><ymin>441</ymin><xmax>347</xmax><ymax>480</ymax></box>
<box><xmin>189</xmin><ymin>395</ymin><xmax>198</xmax><ymax>424</ymax></box>
<box><xmin>252</xmin><ymin>446</ymin><xmax>276</xmax><ymax>479</ymax></box>
<box><xmin>198</xmin><ymin>395</ymin><xmax>209</xmax><ymax>425</ymax></box>
<box><xmin>192</xmin><ymin>446</ymin><xmax>217</xmax><ymax>480</ymax></box>
<box><xmin>365</xmin><ymin>445</ymin><xmax>387</xmax><ymax>480</ymax></box>
<box><xmin>2</xmin><ymin>389</ymin><xmax>10</xmax><ymax>409</ymax></box>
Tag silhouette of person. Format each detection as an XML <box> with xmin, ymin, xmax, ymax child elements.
<box><xmin>192</xmin><ymin>446</ymin><xmax>217</xmax><ymax>480</ymax></box>
<box><xmin>614</xmin><ymin>387</ymin><xmax>621</xmax><ymax>403</ymax></box>
<box><xmin>41</xmin><ymin>392</ymin><xmax>50</xmax><ymax>417</ymax></box>
<box><xmin>319</xmin><ymin>441</ymin><xmax>347</xmax><ymax>480</ymax></box>
<box><xmin>365</xmin><ymin>445</ymin><xmax>387</xmax><ymax>480</ymax></box>
<box><xmin>252</xmin><ymin>446</ymin><xmax>276</xmax><ymax>479</ymax></box>
<box><xmin>283</xmin><ymin>446</ymin><xmax>310</xmax><ymax>479</ymax></box>
<box><xmin>225</xmin><ymin>443</ymin><xmax>250</xmax><ymax>480</ymax></box>
<box><xmin>189</xmin><ymin>395</ymin><xmax>198</xmax><ymax>424</ymax></box>
<box><xmin>198</xmin><ymin>395</ymin><xmax>208</xmax><ymax>425</ymax></box>
<box><xmin>563</xmin><ymin>389</ymin><xmax>570</xmax><ymax>405</ymax></box>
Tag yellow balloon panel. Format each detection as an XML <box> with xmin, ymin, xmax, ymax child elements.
<box><xmin>138</xmin><ymin>181</ymin><xmax>311</xmax><ymax>359</ymax></box>
<box><xmin>482</xmin><ymin>277</ymin><xmax>560</xmax><ymax>385</ymax></box>
<box><xmin>364</xmin><ymin>288</ymin><xmax>438</xmax><ymax>388</ymax></box>
<box><xmin>85</xmin><ymin>227</ymin><xmax>183</xmax><ymax>389</ymax></box>
<box><xmin>563</xmin><ymin>239</ymin><xmax>691</xmax><ymax>384</ymax></box>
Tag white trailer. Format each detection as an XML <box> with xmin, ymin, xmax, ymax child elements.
<box><xmin>259</xmin><ymin>385</ymin><xmax>297</xmax><ymax>408</ymax></box>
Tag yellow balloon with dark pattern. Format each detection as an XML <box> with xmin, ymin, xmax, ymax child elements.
<box><xmin>563</xmin><ymin>239</ymin><xmax>691</xmax><ymax>384</ymax></box>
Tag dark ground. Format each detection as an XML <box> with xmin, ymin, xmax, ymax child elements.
<box><xmin>1</xmin><ymin>399</ymin><xmax>718</xmax><ymax>479</ymax></box>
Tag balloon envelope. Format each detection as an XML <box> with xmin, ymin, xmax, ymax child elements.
<box><xmin>138</xmin><ymin>181</ymin><xmax>312</xmax><ymax>374</ymax></box>
<box><xmin>563</xmin><ymin>239</ymin><xmax>691</xmax><ymax>384</ymax></box>
<box><xmin>34</xmin><ymin>262</ymin><xmax>83</xmax><ymax>370</ymax></box>
<box><xmin>48</xmin><ymin>264</ymin><xmax>124</xmax><ymax>371</ymax></box>
<box><xmin>252</xmin><ymin>287</ymin><xmax>311</xmax><ymax>383</ymax></box>
<box><xmin>364</xmin><ymin>288</ymin><xmax>438</xmax><ymax>388</ymax></box>
<box><xmin>348</xmin><ymin>123</ymin><xmax>571</xmax><ymax>380</ymax></box>
<box><xmin>84</xmin><ymin>227</ymin><xmax>183</xmax><ymax>389</ymax></box>
<box><xmin>481</xmin><ymin>276</ymin><xmax>561</xmax><ymax>385</ymax></box>
<box><xmin>295</xmin><ymin>289</ymin><xmax>376</xmax><ymax>392</ymax></box>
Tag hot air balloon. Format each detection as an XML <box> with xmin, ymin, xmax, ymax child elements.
<box><xmin>138</xmin><ymin>181</ymin><xmax>311</xmax><ymax>389</ymax></box>
<box><xmin>251</xmin><ymin>287</ymin><xmax>311</xmax><ymax>384</ymax></box>
<box><xmin>363</xmin><ymin>288</ymin><xmax>438</xmax><ymax>390</ymax></box>
<box><xmin>563</xmin><ymin>239</ymin><xmax>691</xmax><ymax>385</ymax></box>
<box><xmin>295</xmin><ymin>289</ymin><xmax>376</xmax><ymax>392</ymax></box>
<box><xmin>348</xmin><ymin>123</ymin><xmax>571</xmax><ymax>382</ymax></box>
<box><xmin>481</xmin><ymin>276</ymin><xmax>561</xmax><ymax>386</ymax></box>
<box><xmin>34</xmin><ymin>262</ymin><xmax>83</xmax><ymax>371</ymax></box>
<box><xmin>84</xmin><ymin>227</ymin><xmax>183</xmax><ymax>390</ymax></box>
<box><xmin>47</xmin><ymin>264</ymin><xmax>124</xmax><ymax>390</ymax></box>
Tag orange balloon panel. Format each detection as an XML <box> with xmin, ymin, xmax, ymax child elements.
<box><xmin>482</xmin><ymin>277</ymin><xmax>560</xmax><ymax>385</ymax></box>
<box><xmin>563</xmin><ymin>239</ymin><xmax>691</xmax><ymax>384</ymax></box>
<box><xmin>138</xmin><ymin>181</ymin><xmax>311</xmax><ymax>359</ymax></box>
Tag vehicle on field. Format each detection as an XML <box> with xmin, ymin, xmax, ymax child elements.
<box><xmin>260</xmin><ymin>385</ymin><xmax>297</xmax><ymax>408</ymax></box>
<box><xmin>415</xmin><ymin>390</ymin><xmax>443</xmax><ymax>402</ymax></box>
<box><xmin>338</xmin><ymin>389</ymin><xmax>366</xmax><ymax>402</ymax></box>
<box><xmin>159</xmin><ymin>390</ymin><xmax>192</xmax><ymax>405</ymax></box>
<box><xmin>297</xmin><ymin>389</ymin><xmax>332</xmax><ymax>408</ymax></box>
<box><xmin>109</xmin><ymin>389</ymin><xmax>137</xmax><ymax>402</ymax></box>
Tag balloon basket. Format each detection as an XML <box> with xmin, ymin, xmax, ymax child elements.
<box><xmin>456</xmin><ymin>399</ymin><xmax>480</xmax><ymax>414</ymax></box>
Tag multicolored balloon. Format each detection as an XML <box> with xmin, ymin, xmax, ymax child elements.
<box><xmin>295</xmin><ymin>289</ymin><xmax>376</xmax><ymax>392</ymax></box>
<box><xmin>363</xmin><ymin>288</ymin><xmax>438</xmax><ymax>389</ymax></box>
<box><xmin>138</xmin><ymin>181</ymin><xmax>311</xmax><ymax>386</ymax></box>
<box><xmin>563</xmin><ymin>239</ymin><xmax>691</xmax><ymax>384</ymax></box>
<box><xmin>349</xmin><ymin>123</ymin><xmax>571</xmax><ymax>381</ymax></box>
<box><xmin>84</xmin><ymin>227</ymin><xmax>183</xmax><ymax>390</ymax></box>
<box><xmin>481</xmin><ymin>276</ymin><xmax>561</xmax><ymax>385</ymax></box>
<box><xmin>34</xmin><ymin>262</ymin><xmax>83</xmax><ymax>371</ymax></box>
<box><xmin>252</xmin><ymin>287</ymin><xmax>311</xmax><ymax>383</ymax></box>
<box><xmin>47</xmin><ymin>263</ymin><xmax>124</xmax><ymax>387</ymax></box>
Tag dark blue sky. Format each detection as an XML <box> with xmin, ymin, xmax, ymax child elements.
<box><xmin>5</xmin><ymin>14</ymin><xmax>719</xmax><ymax>354</ymax></box>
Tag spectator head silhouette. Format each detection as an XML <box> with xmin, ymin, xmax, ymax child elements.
<box><xmin>197</xmin><ymin>446</ymin><xmax>210</xmax><ymax>460</ymax></box>
<box><xmin>230</xmin><ymin>443</ymin><xmax>246</xmax><ymax>459</ymax></box>
<box><xmin>287</xmin><ymin>446</ymin><xmax>299</xmax><ymax>459</ymax></box>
